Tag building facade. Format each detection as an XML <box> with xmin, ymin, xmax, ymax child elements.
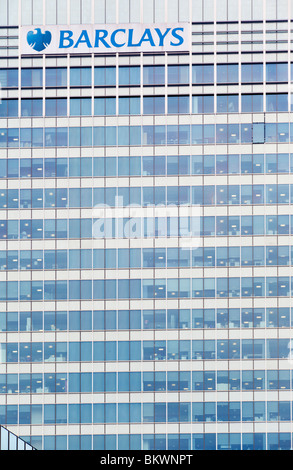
<box><xmin>0</xmin><ymin>424</ymin><xmax>35</xmax><ymax>450</ymax></box>
<box><xmin>0</xmin><ymin>0</ymin><xmax>293</xmax><ymax>450</ymax></box>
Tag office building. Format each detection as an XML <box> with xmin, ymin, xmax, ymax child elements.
<box><xmin>0</xmin><ymin>0</ymin><xmax>292</xmax><ymax>450</ymax></box>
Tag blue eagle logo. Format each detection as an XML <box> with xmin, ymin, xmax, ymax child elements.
<box><xmin>27</xmin><ymin>28</ymin><xmax>52</xmax><ymax>52</ymax></box>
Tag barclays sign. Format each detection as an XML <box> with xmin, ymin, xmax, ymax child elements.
<box><xmin>26</xmin><ymin>28</ymin><xmax>52</xmax><ymax>52</ymax></box>
<box><xmin>20</xmin><ymin>23</ymin><xmax>190</xmax><ymax>55</ymax></box>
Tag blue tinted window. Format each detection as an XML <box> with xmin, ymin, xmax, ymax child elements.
<box><xmin>217</xmin><ymin>95</ymin><xmax>238</xmax><ymax>113</ymax></box>
<box><xmin>119</xmin><ymin>97</ymin><xmax>140</xmax><ymax>115</ymax></box>
<box><xmin>217</xmin><ymin>64</ymin><xmax>238</xmax><ymax>83</ymax></box>
<box><xmin>94</xmin><ymin>67</ymin><xmax>116</xmax><ymax>86</ymax></box>
<box><xmin>21</xmin><ymin>99</ymin><xmax>42</xmax><ymax>117</ymax></box>
<box><xmin>0</xmin><ymin>99</ymin><xmax>18</xmax><ymax>117</ymax></box>
<box><xmin>143</xmin><ymin>96</ymin><xmax>165</xmax><ymax>114</ymax></box>
<box><xmin>241</xmin><ymin>94</ymin><xmax>263</xmax><ymax>112</ymax></box>
<box><xmin>143</xmin><ymin>66</ymin><xmax>165</xmax><ymax>85</ymax></box>
<box><xmin>119</xmin><ymin>66</ymin><xmax>140</xmax><ymax>86</ymax></box>
<box><xmin>94</xmin><ymin>97</ymin><xmax>116</xmax><ymax>115</ymax></box>
<box><xmin>168</xmin><ymin>96</ymin><xmax>189</xmax><ymax>114</ymax></box>
<box><xmin>266</xmin><ymin>63</ymin><xmax>288</xmax><ymax>82</ymax></box>
<box><xmin>70</xmin><ymin>98</ymin><xmax>92</xmax><ymax>116</ymax></box>
<box><xmin>70</xmin><ymin>68</ymin><xmax>91</xmax><ymax>87</ymax></box>
<box><xmin>45</xmin><ymin>98</ymin><xmax>67</xmax><ymax>116</ymax></box>
<box><xmin>168</xmin><ymin>65</ymin><xmax>189</xmax><ymax>85</ymax></box>
<box><xmin>0</xmin><ymin>69</ymin><xmax>18</xmax><ymax>87</ymax></box>
<box><xmin>45</xmin><ymin>68</ymin><xmax>67</xmax><ymax>87</ymax></box>
<box><xmin>21</xmin><ymin>69</ymin><xmax>43</xmax><ymax>87</ymax></box>
<box><xmin>241</xmin><ymin>63</ymin><xmax>263</xmax><ymax>83</ymax></box>
<box><xmin>192</xmin><ymin>64</ymin><xmax>214</xmax><ymax>84</ymax></box>
<box><xmin>192</xmin><ymin>95</ymin><xmax>214</xmax><ymax>113</ymax></box>
<box><xmin>266</xmin><ymin>94</ymin><xmax>288</xmax><ymax>112</ymax></box>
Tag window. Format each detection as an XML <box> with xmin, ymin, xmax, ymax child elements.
<box><xmin>94</xmin><ymin>67</ymin><xmax>116</xmax><ymax>86</ymax></box>
<box><xmin>70</xmin><ymin>67</ymin><xmax>91</xmax><ymax>87</ymax></box>
<box><xmin>70</xmin><ymin>98</ymin><xmax>92</xmax><ymax>116</ymax></box>
<box><xmin>118</xmin><ymin>97</ymin><xmax>140</xmax><ymax>115</ymax></box>
<box><xmin>266</xmin><ymin>63</ymin><xmax>288</xmax><ymax>82</ymax></box>
<box><xmin>45</xmin><ymin>98</ymin><xmax>67</xmax><ymax>117</ymax></box>
<box><xmin>21</xmin><ymin>68</ymin><xmax>43</xmax><ymax>87</ymax></box>
<box><xmin>45</xmin><ymin>68</ymin><xmax>67</xmax><ymax>87</ymax></box>
<box><xmin>168</xmin><ymin>65</ymin><xmax>189</xmax><ymax>85</ymax></box>
<box><xmin>192</xmin><ymin>64</ymin><xmax>214</xmax><ymax>84</ymax></box>
<box><xmin>143</xmin><ymin>65</ymin><xmax>165</xmax><ymax>85</ymax></box>
<box><xmin>217</xmin><ymin>64</ymin><xmax>238</xmax><ymax>84</ymax></box>
<box><xmin>119</xmin><ymin>66</ymin><xmax>140</xmax><ymax>86</ymax></box>
<box><xmin>0</xmin><ymin>69</ymin><xmax>18</xmax><ymax>88</ymax></box>
<box><xmin>290</xmin><ymin>63</ymin><xmax>293</xmax><ymax>82</ymax></box>
<box><xmin>266</xmin><ymin>94</ymin><xmax>288</xmax><ymax>112</ymax></box>
<box><xmin>143</xmin><ymin>96</ymin><xmax>165</xmax><ymax>114</ymax></box>
<box><xmin>241</xmin><ymin>94</ymin><xmax>263</xmax><ymax>113</ymax></box>
<box><xmin>21</xmin><ymin>99</ymin><xmax>42</xmax><ymax>117</ymax></box>
<box><xmin>241</xmin><ymin>63</ymin><xmax>263</xmax><ymax>83</ymax></box>
<box><xmin>0</xmin><ymin>99</ymin><xmax>18</xmax><ymax>117</ymax></box>
<box><xmin>94</xmin><ymin>97</ymin><xmax>116</xmax><ymax>116</ymax></box>
<box><xmin>217</xmin><ymin>95</ymin><xmax>238</xmax><ymax>113</ymax></box>
<box><xmin>192</xmin><ymin>96</ymin><xmax>214</xmax><ymax>114</ymax></box>
<box><xmin>168</xmin><ymin>96</ymin><xmax>189</xmax><ymax>114</ymax></box>
<box><xmin>0</xmin><ymin>427</ymin><xmax>8</xmax><ymax>449</ymax></box>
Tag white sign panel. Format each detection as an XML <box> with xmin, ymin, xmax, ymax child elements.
<box><xmin>20</xmin><ymin>23</ymin><xmax>190</xmax><ymax>55</ymax></box>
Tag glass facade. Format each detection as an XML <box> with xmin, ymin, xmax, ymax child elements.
<box><xmin>0</xmin><ymin>425</ymin><xmax>35</xmax><ymax>450</ymax></box>
<box><xmin>1</xmin><ymin>0</ymin><xmax>293</xmax><ymax>450</ymax></box>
